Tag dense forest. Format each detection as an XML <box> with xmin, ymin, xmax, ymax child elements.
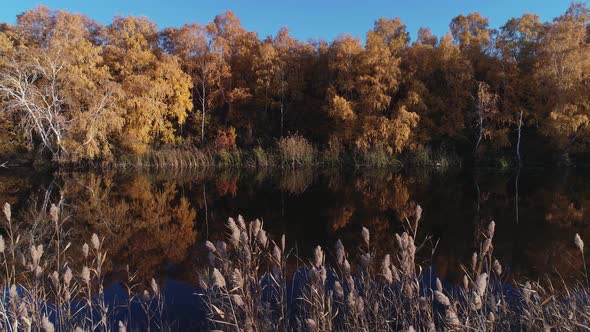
<box><xmin>0</xmin><ymin>3</ymin><xmax>589</xmax><ymax>167</ymax></box>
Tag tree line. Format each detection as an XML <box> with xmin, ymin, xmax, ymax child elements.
<box><xmin>0</xmin><ymin>4</ymin><xmax>589</xmax><ymax>165</ymax></box>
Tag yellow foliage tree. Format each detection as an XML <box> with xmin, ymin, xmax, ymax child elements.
<box><xmin>104</xmin><ymin>15</ymin><xmax>193</xmax><ymax>154</ymax></box>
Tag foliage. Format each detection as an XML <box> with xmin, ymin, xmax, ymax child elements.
<box><xmin>1</xmin><ymin>4</ymin><xmax>590</xmax><ymax>165</ymax></box>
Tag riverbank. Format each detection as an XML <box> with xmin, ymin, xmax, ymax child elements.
<box><xmin>1</xmin><ymin>142</ymin><xmax>468</xmax><ymax>172</ymax></box>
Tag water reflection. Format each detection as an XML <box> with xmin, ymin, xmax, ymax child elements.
<box><xmin>1</xmin><ymin>167</ymin><xmax>589</xmax><ymax>286</ymax></box>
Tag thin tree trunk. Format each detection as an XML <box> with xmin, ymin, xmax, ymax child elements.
<box><xmin>203</xmin><ymin>183</ymin><xmax>209</xmax><ymax>238</ymax></box>
<box><xmin>516</xmin><ymin>109</ymin><xmax>523</xmax><ymax>166</ymax></box>
<box><xmin>474</xmin><ymin>111</ymin><xmax>483</xmax><ymax>158</ymax></box>
<box><xmin>515</xmin><ymin>166</ymin><xmax>520</xmax><ymax>224</ymax></box>
<box><xmin>201</xmin><ymin>80</ymin><xmax>206</xmax><ymax>143</ymax></box>
<box><xmin>280</xmin><ymin>102</ymin><xmax>284</xmax><ymax>137</ymax></box>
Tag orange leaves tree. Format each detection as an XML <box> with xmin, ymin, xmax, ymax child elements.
<box><xmin>0</xmin><ymin>7</ymin><xmax>125</xmax><ymax>162</ymax></box>
<box><xmin>104</xmin><ymin>15</ymin><xmax>192</xmax><ymax>155</ymax></box>
<box><xmin>2</xmin><ymin>4</ymin><xmax>590</xmax><ymax>164</ymax></box>
<box><xmin>533</xmin><ymin>4</ymin><xmax>590</xmax><ymax>154</ymax></box>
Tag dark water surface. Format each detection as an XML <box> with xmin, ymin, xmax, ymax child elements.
<box><xmin>1</xmin><ymin>166</ymin><xmax>588</xmax><ymax>327</ymax></box>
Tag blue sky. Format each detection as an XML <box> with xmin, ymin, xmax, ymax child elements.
<box><xmin>0</xmin><ymin>0</ymin><xmax>578</xmax><ymax>42</ymax></box>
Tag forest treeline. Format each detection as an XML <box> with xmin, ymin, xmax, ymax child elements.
<box><xmin>0</xmin><ymin>4</ymin><xmax>589</xmax><ymax>166</ymax></box>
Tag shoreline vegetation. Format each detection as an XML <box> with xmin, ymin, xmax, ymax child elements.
<box><xmin>4</xmin><ymin>135</ymin><xmax>465</xmax><ymax>171</ymax></box>
<box><xmin>1</xmin><ymin>4</ymin><xmax>590</xmax><ymax>169</ymax></box>
<box><xmin>1</xmin><ymin>202</ymin><xmax>590</xmax><ymax>331</ymax></box>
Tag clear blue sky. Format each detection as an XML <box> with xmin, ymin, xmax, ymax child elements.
<box><xmin>0</xmin><ymin>0</ymin><xmax>578</xmax><ymax>42</ymax></box>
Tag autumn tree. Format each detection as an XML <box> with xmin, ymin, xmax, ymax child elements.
<box><xmin>474</xmin><ymin>81</ymin><xmax>499</xmax><ymax>157</ymax></box>
<box><xmin>254</xmin><ymin>28</ymin><xmax>306</xmax><ymax>137</ymax></box>
<box><xmin>0</xmin><ymin>7</ymin><xmax>123</xmax><ymax>161</ymax></box>
<box><xmin>534</xmin><ymin>3</ymin><xmax>590</xmax><ymax>156</ymax></box>
<box><xmin>401</xmin><ymin>33</ymin><xmax>473</xmax><ymax>148</ymax></box>
<box><xmin>324</xmin><ymin>34</ymin><xmax>364</xmax><ymax>148</ymax></box>
<box><xmin>104</xmin><ymin>15</ymin><xmax>192</xmax><ymax>154</ymax></box>
<box><xmin>355</xmin><ymin>17</ymin><xmax>419</xmax><ymax>154</ymax></box>
<box><xmin>495</xmin><ymin>14</ymin><xmax>544</xmax><ymax>162</ymax></box>
<box><xmin>206</xmin><ymin>11</ymin><xmax>260</xmax><ymax>142</ymax></box>
<box><xmin>162</xmin><ymin>23</ymin><xmax>222</xmax><ymax>143</ymax></box>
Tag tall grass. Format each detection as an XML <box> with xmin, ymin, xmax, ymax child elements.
<box><xmin>199</xmin><ymin>208</ymin><xmax>590</xmax><ymax>331</ymax></box>
<box><xmin>276</xmin><ymin>135</ymin><xmax>316</xmax><ymax>168</ymax></box>
<box><xmin>352</xmin><ymin>145</ymin><xmax>404</xmax><ymax>169</ymax></box>
<box><xmin>3</xmin><ymin>199</ymin><xmax>590</xmax><ymax>331</ymax></box>
<box><xmin>0</xmin><ymin>202</ymin><xmax>165</xmax><ymax>331</ymax></box>
<box><xmin>70</xmin><ymin>140</ymin><xmax>468</xmax><ymax>171</ymax></box>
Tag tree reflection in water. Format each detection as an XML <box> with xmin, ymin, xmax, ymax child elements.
<box><xmin>1</xmin><ymin>167</ymin><xmax>590</xmax><ymax>287</ymax></box>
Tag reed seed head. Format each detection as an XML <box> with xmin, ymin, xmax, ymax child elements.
<box><xmin>575</xmin><ymin>233</ymin><xmax>584</xmax><ymax>253</ymax></box>
<box><xmin>232</xmin><ymin>294</ymin><xmax>244</xmax><ymax>307</ymax></box>
<box><xmin>436</xmin><ymin>277</ymin><xmax>443</xmax><ymax>292</ymax></box>
<box><xmin>9</xmin><ymin>284</ymin><xmax>17</xmax><ymax>299</ymax></box>
<box><xmin>335</xmin><ymin>239</ymin><xmax>345</xmax><ymax>265</ymax></box>
<box><xmin>257</xmin><ymin>229</ymin><xmax>268</xmax><ymax>248</ymax></box>
<box><xmin>361</xmin><ymin>227</ymin><xmax>370</xmax><ymax>247</ymax></box>
<box><xmin>230</xmin><ymin>268</ymin><xmax>243</xmax><ymax>289</ymax></box>
<box><xmin>446</xmin><ymin>309</ymin><xmax>460</xmax><ymax>326</ymax></box>
<box><xmin>205</xmin><ymin>241</ymin><xmax>216</xmax><ymax>252</ymax></box>
<box><xmin>415</xmin><ymin>204</ymin><xmax>423</xmax><ymax>222</ymax></box>
<box><xmin>151</xmin><ymin>278</ymin><xmax>159</xmax><ymax>297</ymax></box>
<box><xmin>471</xmin><ymin>291</ymin><xmax>482</xmax><ymax>310</ymax></box>
<box><xmin>343</xmin><ymin>259</ymin><xmax>351</xmax><ymax>275</ymax></box>
<box><xmin>3</xmin><ymin>203</ymin><xmax>10</xmax><ymax>222</ymax></box>
<box><xmin>51</xmin><ymin>271</ymin><xmax>59</xmax><ymax>286</ymax></box>
<box><xmin>272</xmin><ymin>244</ymin><xmax>282</xmax><ymax>265</ymax></box>
<box><xmin>82</xmin><ymin>243</ymin><xmax>89</xmax><ymax>258</ymax></box>
<box><xmin>64</xmin><ymin>267</ymin><xmax>72</xmax><ymax>287</ymax></box>
<box><xmin>118</xmin><ymin>321</ymin><xmax>127</xmax><ymax>332</ymax></box>
<box><xmin>91</xmin><ymin>233</ymin><xmax>100</xmax><ymax>250</ymax></box>
<box><xmin>382</xmin><ymin>254</ymin><xmax>393</xmax><ymax>284</ymax></box>
<box><xmin>0</xmin><ymin>235</ymin><xmax>5</xmax><ymax>253</ymax></box>
<box><xmin>42</xmin><ymin>314</ymin><xmax>55</xmax><ymax>332</ymax></box>
<box><xmin>237</xmin><ymin>215</ymin><xmax>246</xmax><ymax>230</ymax></box>
<box><xmin>212</xmin><ymin>268</ymin><xmax>226</xmax><ymax>288</ymax></box>
<box><xmin>31</xmin><ymin>244</ymin><xmax>43</xmax><ymax>267</ymax></box>
<box><xmin>49</xmin><ymin>204</ymin><xmax>59</xmax><ymax>223</ymax></box>
<box><xmin>82</xmin><ymin>266</ymin><xmax>91</xmax><ymax>284</ymax></box>
<box><xmin>216</xmin><ymin>241</ymin><xmax>228</xmax><ymax>258</ymax></box>
<box><xmin>476</xmin><ymin>273</ymin><xmax>488</xmax><ymax>297</ymax></box>
<box><xmin>314</xmin><ymin>245</ymin><xmax>324</xmax><ymax>268</ymax></box>
<box><xmin>488</xmin><ymin>221</ymin><xmax>495</xmax><ymax>239</ymax></box>
<box><xmin>227</xmin><ymin>218</ymin><xmax>240</xmax><ymax>247</ymax></box>
<box><xmin>305</xmin><ymin>318</ymin><xmax>317</xmax><ymax>331</ymax></box>
<box><xmin>251</xmin><ymin>219</ymin><xmax>261</xmax><ymax>237</ymax></box>
<box><xmin>493</xmin><ymin>259</ymin><xmax>502</xmax><ymax>276</ymax></box>
<box><xmin>435</xmin><ymin>290</ymin><xmax>451</xmax><ymax>307</ymax></box>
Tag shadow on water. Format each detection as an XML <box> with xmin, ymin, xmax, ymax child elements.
<box><xmin>1</xmin><ymin>165</ymin><xmax>589</xmax><ymax>328</ymax></box>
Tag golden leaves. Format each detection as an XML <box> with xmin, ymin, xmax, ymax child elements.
<box><xmin>329</xmin><ymin>95</ymin><xmax>355</xmax><ymax>122</ymax></box>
